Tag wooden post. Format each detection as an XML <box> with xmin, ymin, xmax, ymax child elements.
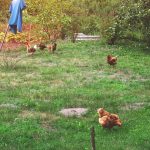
<box><xmin>0</xmin><ymin>25</ymin><xmax>9</xmax><ymax>51</ymax></box>
<box><xmin>26</xmin><ymin>24</ymin><xmax>32</xmax><ymax>52</ymax></box>
<box><xmin>90</xmin><ymin>126</ymin><xmax>96</xmax><ymax>150</ymax></box>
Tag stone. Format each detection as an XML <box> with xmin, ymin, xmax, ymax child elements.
<box><xmin>59</xmin><ymin>108</ymin><xmax>88</xmax><ymax>117</ymax></box>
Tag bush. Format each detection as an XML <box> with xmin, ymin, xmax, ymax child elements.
<box><xmin>104</xmin><ymin>0</ymin><xmax>150</xmax><ymax>46</ymax></box>
<box><xmin>0</xmin><ymin>0</ymin><xmax>10</xmax><ymax>22</ymax></box>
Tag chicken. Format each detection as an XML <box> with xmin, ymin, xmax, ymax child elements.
<box><xmin>109</xmin><ymin>114</ymin><xmax>122</xmax><ymax>128</ymax></box>
<box><xmin>97</xmin><ymin>108</ymin><xmax>110</xmax><ymax>118</ymax></box>
<box><xmin>47</xmin><ymin>42</ymin><xmax>57</xmax><ymax>53</ymax></box>
<box><xmin>107</xmin><ymin>55</ymin><xmax>117</xmax><ymax>66</ymax></box>
<box><xmin>99</xmin><ymin>116</ymin><xmax>110</xmax><ymax>128</ymax></box>
<box><xmin>25</xmin><ymin>42</ymin><xmax>36</xmax><ymax>55</ymax></box>
<box><xmin>97</xmin><ymin>108</ymin><xmax>122</xmax><ymax>129</ymax></box>
<box><xmin>27</xmin><ymin>47</ymin><xmax>36</xmax><ymax>54</ymax></box>
<box><xmin>38</xmin><ymin>43</ymin><xmax>47</xmax><ymax>50</ymax></box>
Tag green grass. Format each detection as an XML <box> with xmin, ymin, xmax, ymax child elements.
<box><xmin>0</xmin><ymin>41</ymin><xmax>150</xmax><ymax>150</ymax></box>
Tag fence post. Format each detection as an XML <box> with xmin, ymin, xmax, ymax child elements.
<box><xmin>90</xmin><ymin>126</ymin><xmax>96</xmax><ymax>150</ymax></box>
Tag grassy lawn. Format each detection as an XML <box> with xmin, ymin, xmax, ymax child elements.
<box><xmin>0</xmin><ymin>41</ymin><xmax>150</xmax><ymax>150</ymax></box>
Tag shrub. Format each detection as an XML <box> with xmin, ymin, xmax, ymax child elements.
<box><xmin>104</xmin><ymin>0</ymin><xmax>150</xmax><ymax>46</ymax></box>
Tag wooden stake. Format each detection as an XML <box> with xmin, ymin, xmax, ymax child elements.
<box><xmin>26</xmin><ymin>24</ymin><xmax>32</xmax><ymax>53</ymax></box>
<box><xmin>0</xmin><ymin>24</ymin><xmax>9</xmax><ymax>51</ymax></box>
<box><xmin>90</xmin><ymin>126</ymin><xmax>96</xmax><ymax>150</ymax></box>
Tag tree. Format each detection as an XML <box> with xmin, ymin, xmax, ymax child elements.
<box><xmin>110</xmin><ymin>0</ymin><xmax>150</xmax><ymax>45</ymax></box>
<box><xmin>25</xmin><ymin>0</ymin><xmax>84</xmax><ymax>41</ymax></box>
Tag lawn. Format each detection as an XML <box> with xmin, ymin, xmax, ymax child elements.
<box><xmin>0</xmin><ymin>41</ymin><xmax>150</xmax><ymax>150</ymax></box>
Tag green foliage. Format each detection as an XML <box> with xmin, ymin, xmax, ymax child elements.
<box><xmin>25</xmin><ymin>0</ymin><xmax>84</xmax><ymax>41</ymax></box>
<box><xmin>0</xmin><ymin>0</ymin><xmax>149</xmax><ymax>45</ymax></box>
<box><xmin>0</xmin><ymin>0</ymin><xmax>10</xmax><ymax>22</ymax></box>
<box><xmin>80</xmin><ymin>16</ymin><xmax>101</xmax><ymax>34</ymax></box>
<box><xmin>104</xmin><ymin>0</ymin><xmax>150</xmax><ymax>45</ymax></box>
<box><xmin>0</xmin><ymin>32</ymin><xmax>27</xmax><ymax>43</ymax></box>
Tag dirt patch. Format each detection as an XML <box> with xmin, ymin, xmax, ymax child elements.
<box><xmin>40</xmin><ymin>62</ymin><xmax>58</xmax><ymax>67</ymax></box>
<box><xmin>0</xmin><ymin>103</ymin><xmax>18</xmax><ymax>109</ymax></box>
<box><xmin>50</xmin><ymin>79</ymin><xmax>64</xmax><ymax>87</ymax></box>
<box><xmin>18</xmin><ymin>110</ymin><xmax>57</xmax><ymax>131</ymax></box>
<box><xmin>109</xmin><ymin>71</ymin><xmax>131</xmax><ymax>81</ymax></box>
<box><xmin>25</xmin><ymin>73</ymin><xmax>42</xmax><ymax>79</ymax></box>
<box><xmin>98</xmin><ymin>70</ymin><xmax>147</xmax><ymax>82</ymax></box>
<box><xmin>41</xmin><ymin>121</ymin><xmax>56</xmax><ymax>131</ymax></box>
<box><xmin>71</xmin><ymin>58</ymin><xmax>89</xmax><ymax>67</ymax></box>
<box><xmin>59</xmin><ymin>108</ymin><xmax>88</xmax><ymax>117</ymax></box>
<box><xmin>121</xmin><ymin>102</ymin><xmax>150</xmax><ymax>111</ymax></box>
<box><xmin>98</xmin><ymin>70</ymin><xmax>106</xmax><ymax>78</ymax></box>
<box><xmin>19</xmin><ymin>110</ymin><xmax>59</xmax><ymax>120</ymax></box>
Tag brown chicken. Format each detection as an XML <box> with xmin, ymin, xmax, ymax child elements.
<box><xmin>25</xmin><ymin>42</ymin><xmax>36</xmax><ymax>55</ymax></box>
<box><xmin>38</xmin><ymin>43</ymin><xmax>47</xmax><ymax>50</ymax></box>
<box><xmin>99</xmin><ymin>116</ymin><xmax>110</xmax><ymax>128</ymax></box>
<box><xmin>109</xmin><ymin>114</ymin><xmax>122</xmax><ymax>128</ymax></box>
<box><xmin>107</xmin><ymin>55</ymin><xmax>117</xmax><ymax>66</ymax></box>
<box><xmin>97</xmin><ymin>108</ymin><xmax>122</xmax><ymax>129</ymax></box>
<box><xmin>97</xmin><ymin>108</ymin><xmax>110</xmax><ymax>118</ymax></box>
<box><xmin>47</xmin><ymin>43</ymin><xmax>57</xmax><ymax>53</ymax></box>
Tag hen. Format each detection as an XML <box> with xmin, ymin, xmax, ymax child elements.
<box><xmin>97</xmin><ymin>108</ymin><xmax>122</xmax><ymax>129</ymax></box>
<box><xmin>47</xmin><ymin>42</ymin><xmax>57</xmax><ymax>53</ymax></box>
<box><xmin>109</xmin><ymin>114</ymin><xmax>122</xmax><ymax>128</ymax></box>
<box><xmin>97</xmin><ymin>108</ymin><xmax>110</xmax><ymax>117</ymax></box>
<box><xmin>38</xmin><ymin>43</ymin><xmax>47</xmax><ymax>50</ymax></box>
<box><xmin>25</xmin><ymin>42</ymin><xmax>36</xmax><ymax>55</ymax></box>
<box><xmin>107</xmin><ymin>55</ymin><xmax>117</xmax><ymax>66</ymax></box>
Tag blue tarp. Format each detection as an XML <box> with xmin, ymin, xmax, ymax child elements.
<box><xmin>8</xmin><ymin>0</ymin><xmax>26</xmax><ymax>34</ymax></box>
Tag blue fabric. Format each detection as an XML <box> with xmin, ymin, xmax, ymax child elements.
<box><xmin>9</xmin><ymin>0</ymin><xmax>26</xmax><ymax>34</ymax></box>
